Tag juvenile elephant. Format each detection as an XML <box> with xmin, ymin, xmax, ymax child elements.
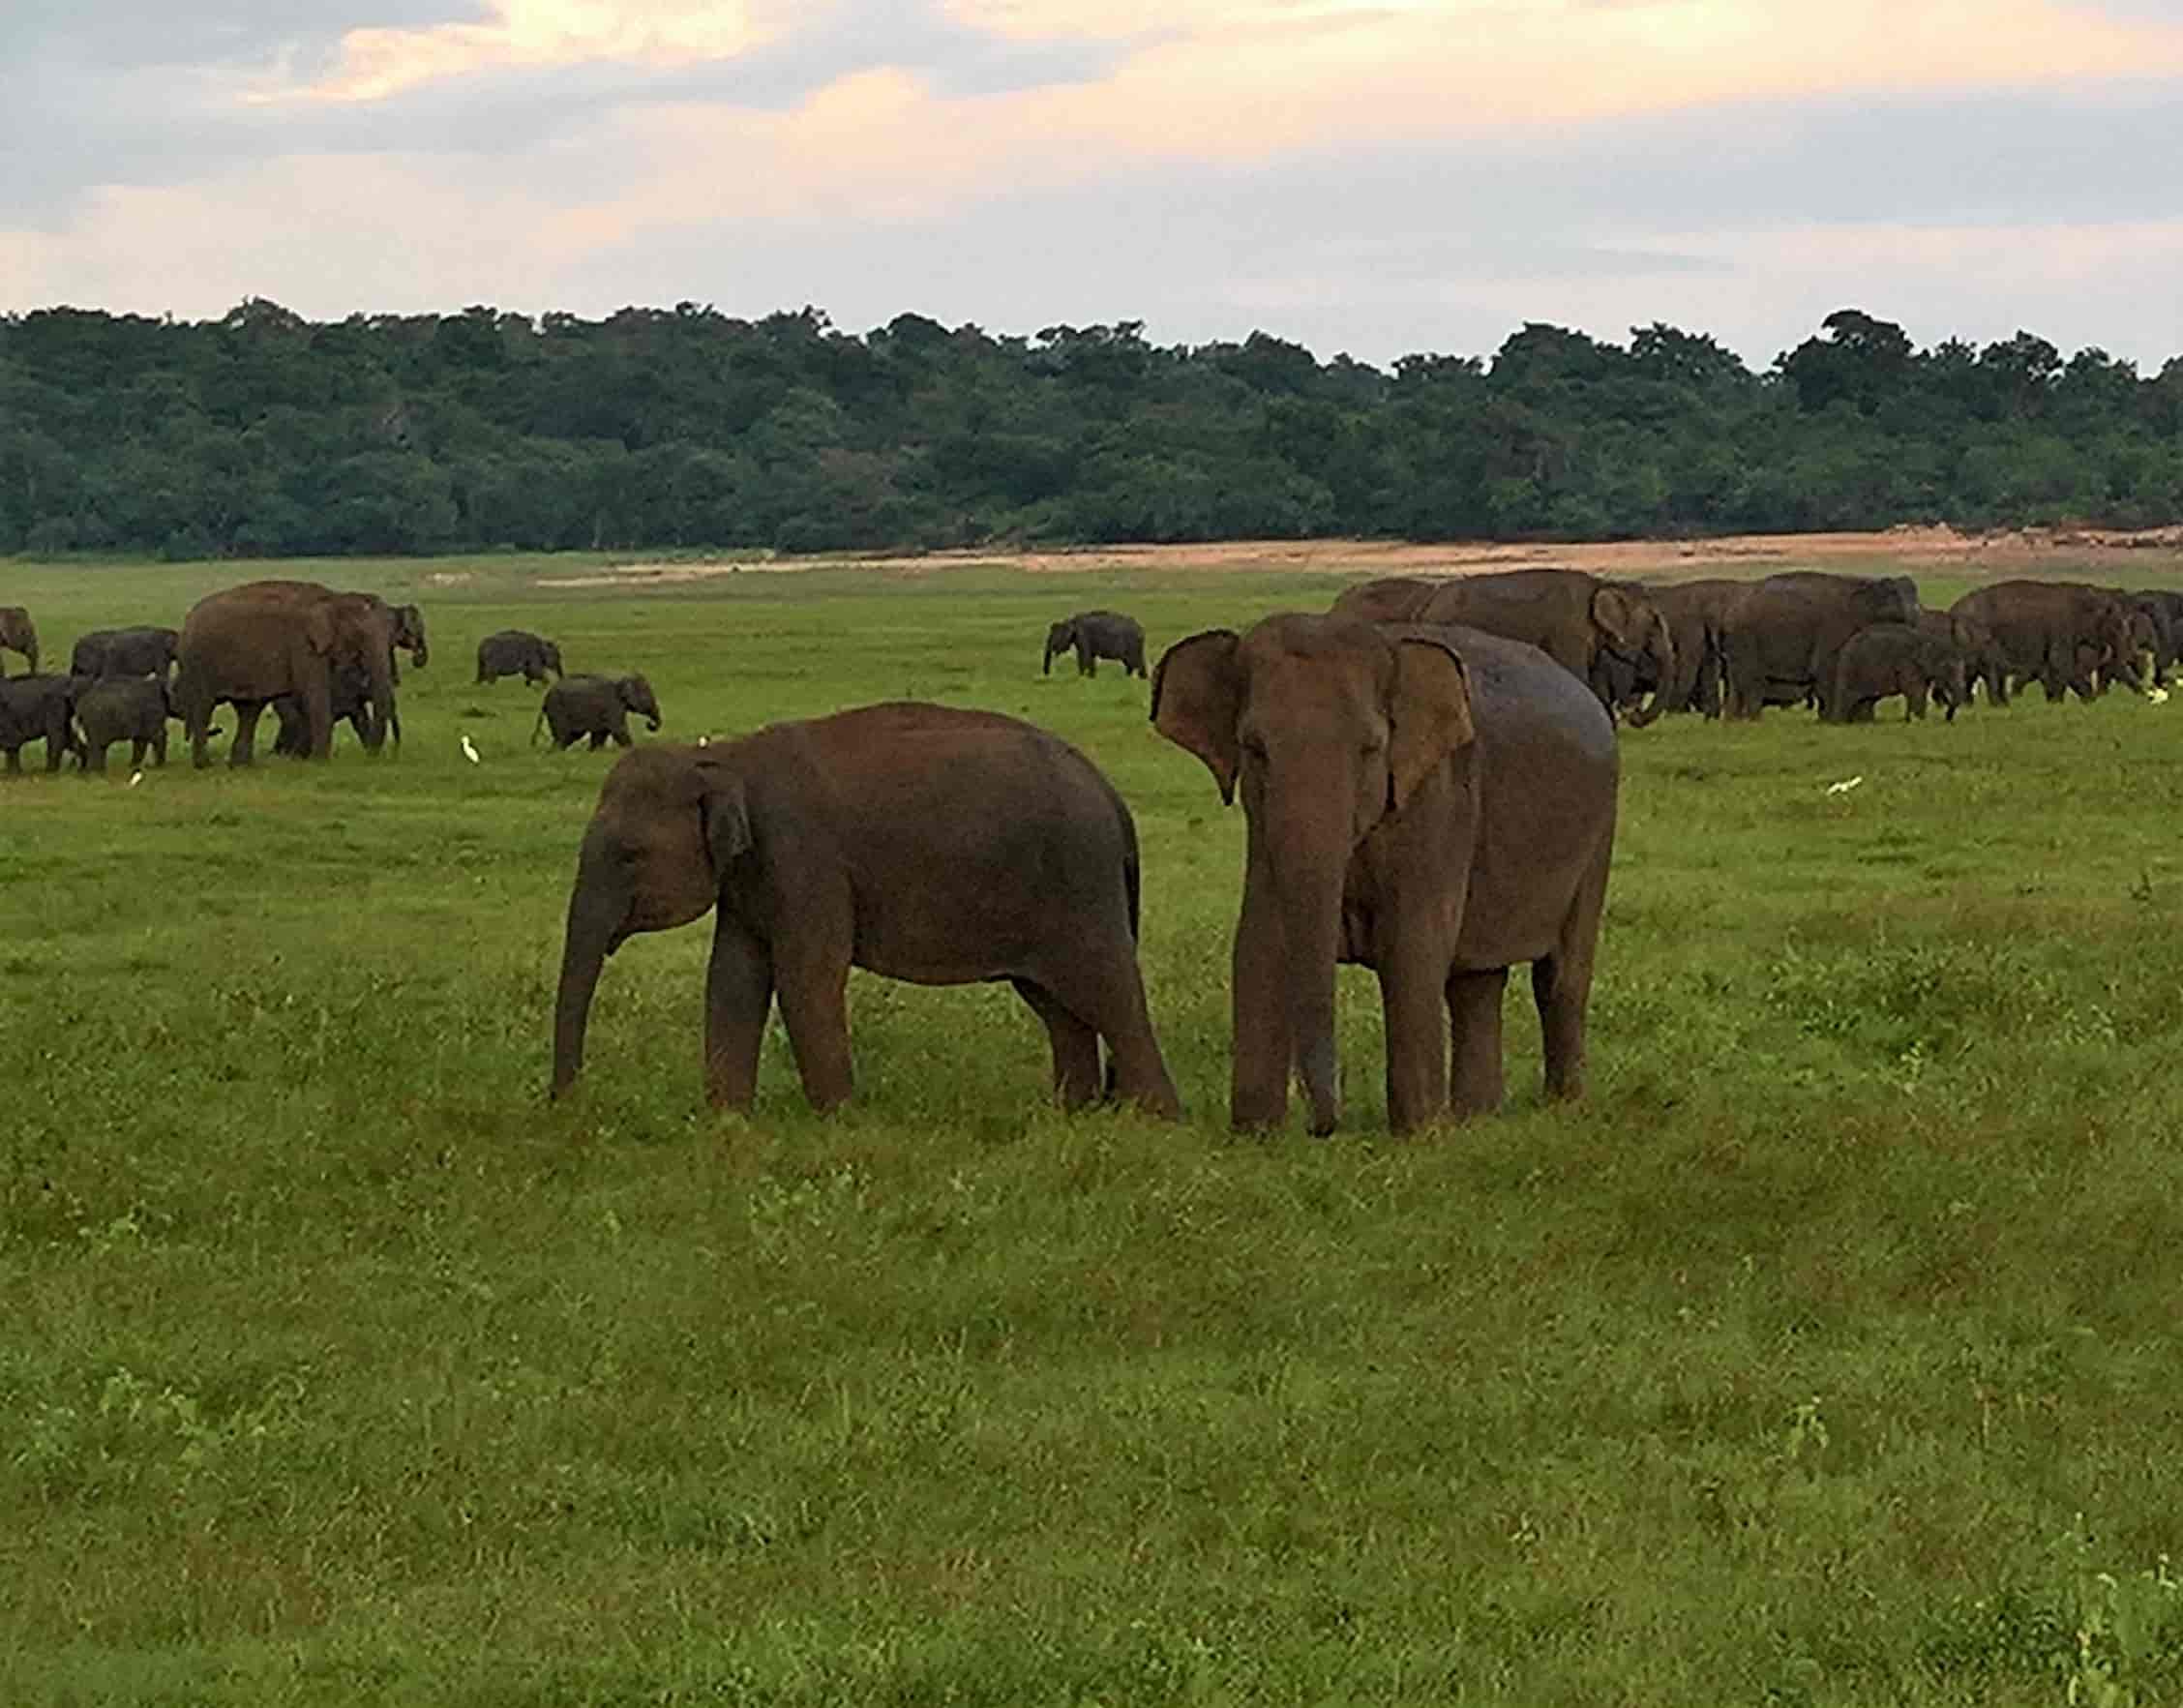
<box><xmin>551</xmin><ymin>704</ymin><xmax>1183</xmax><ymax>1120</ymax></box>
<box><xmin>0</xmin><ymin>674</ymin><xmax>80</xmax><ymax>771</ymax></box>
<box><xmin>75</xmin><ymin>675</ymin><xmax>182</xmax><ymax>770</ymax></box>
<box><xmin>1332</xmin><ymin>569</ymin><xmax>1675</xmax><ymax>727</ymax></box>
<box><xmin>1043</xmin><ymin>612</ymin><xmax>1147</xmax><ymax>677</ymax></box>
<box><xmin>175</xmin><ymin>582</ymin><xmax>402</xmax><ymax>765</ymax></box>
<box><xmin>0</xmin><ymin>606</ymin><xmax>39</xmax><ymax>676</ymax></box>
<box><xmin>270</xmin><ymin>659</ymin><xmax>400</xmax><ymax>757</ymax></box>
<box><xmin>533</xmin><ymin>674</ymin><xmax>661</xmax><ymax>750</ymax></box>
<box><xmin>1830</xmin><ymin>623</ymin><xmax>1968</xmax><ymax>723</ymax></box>
<box><xmin>476</xmin><ymin>629</ymin><xmax>564</xmax><ymax>686</ymax></box>
<box><xmin>1152</xmin><ymin>614</ymin><xmax>1619</xmax><ymax>1136</ymax></box>
<box><xmin>71</xmin><ymin>626</ymin><xmax>180</xmax><ymax>680</ymax></box>
<box><xmin>1950</xmin><ymin>581</ymin><xmax>2140</xmax><ymax>704</ymax></box>
<box><xmin>1917</xmin><ymin>609</ymin><xmax>2009</xmax><ymax>706</ymax></box>
<box><xmin>1720</xmin><ymin>572</ymin><xmax>1920</xmax><ymax>720</ymax></box>
<box><xmin>1640</xmin><ymin>579</ymin><xmax>1746</xmax><ymax>716</ymax></box>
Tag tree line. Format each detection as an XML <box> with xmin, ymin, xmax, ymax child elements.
<box><xmin>4</xmin><ymin>300</ymin><xmax>2182</xmax><ymax>560</ymax></box>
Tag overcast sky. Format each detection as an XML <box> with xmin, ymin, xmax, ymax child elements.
<box><xmin>5</xmin><ymin>0</ymin><xmax>2183</xmax><ymax>370</ymax></box>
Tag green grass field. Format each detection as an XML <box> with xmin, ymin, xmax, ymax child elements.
<box><xmin>7</xmin><ymin>553</ymin><xmax>2183</xmax><ymax>1705</ymax></box>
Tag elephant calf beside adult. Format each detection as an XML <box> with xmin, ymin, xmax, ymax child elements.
<box><xmin>533</xmin><ymin>674</ymin><xmax>661</xmax><ymax>750</ymax></box>
<box><xmin>0</xmin><ymin>674</ymin><xmax>81</xmax><ymax>772</ymax></box>
<box><xmin>75</xmin><ymin>676</ymin><xmax>186</xmax><ymax>771</ymax></box>
<box><xmin>1720</xmin><ymin>571</ymin><xmax>1921</xmax><ymax>720</ymax></box>
<box><xmin>1152</xmin><ymin>614</ymin><xmax>1619</xmax><ymax>1136</ymax></box>
<box><xmin>476</xmin><ymin>630</ymin><xmax>564</xmax><ymax>686</ymax></box>
<box><xmin>551</xmin><ymin>704</ymin><xmax>1182</xmax><ymax>1120</ymax></box>
<box><xmin>1331</xmin><ymin>569</ymin><xmax>1675</xmax><ymax>727</ymax></box>
<box><xmin>1043</xmin><ymin>612</ymin><xmax>1148</xmax><ymax>678</ymax></box>
<box><xmin>1949</xmin><ymin>580</ymin><xmax>2140</xmax><ymax>705</ymax></box>
<box><xmin>1830</xmin><ymin>623</ymin><xmax>1969</xmax><ymax>723</ymax></box>
<box><xmin>71</xmin><ymin>626</ymin><xmax>180</xmax><ymax>680</ymax></box>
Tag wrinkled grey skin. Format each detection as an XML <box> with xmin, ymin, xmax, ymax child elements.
<box><xmin>71</xmin><ymin>626</ymin><xmax>180</xmax><ymax>680</ymax></box>
<box><xmin>75</xmin><ymin>675</ymin><xmax>183</xmax><ymax>770</ymax></box>
<box><xmin>1830</xmin><ymin>623</ymin><xmax>1969</xmax><ymax>723</ymax></box>
<box><xmin>476</xmin><ymin>629</ymin><xmax>564</xmax><ymax>686</ymax></box>
<box><xmin>1951</xmin><ymin>581</ymin><xmax>2141</xmax><ymax>704</ymax></box>
<box><xmin>0</xmin><ymin>674</ymin><xmax>80</xmax><ymax>772</ymax></box>
<box><xmin>0</xmin><ymin>607</ymin><xmax>39</xmax><ymax>676</ymax></box>
<box><xmin>534</xmin><ymin>674</ymin><xmax>662</xmax><ymax>750</ymax></box>
<box><xmin>1152</xmin><ymin>614</ymin><xmax>1619</xmax><ymax>1135</ymax></box>
<box><xmin>271</xmin><ymin>658</ymin><xmax>400</xmax><ymax>757</ymax></box>
<box><xmin>1043</xmin><ymin>612</ymin><xmax>1147</xmax><ymax>678</ymax></box>
<box><xmin>551</xmin><ymin>705</ymin><xmax>1181</xmax><ymax>1120</ymax></box>
<box><xmin>1916</xmin><ymin>609</ymin><xmax>2010</xmax><ymax>706</ymax></box>
<box><xmin>1721</xmin><ymin>572</ymin><xmax>1921</xmax><ymax>719</ymax></box>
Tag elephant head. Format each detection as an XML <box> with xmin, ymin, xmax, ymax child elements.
<box><xmin>1591</xmin><ymin>584</ymin><xmax>1676</xmax><ymax>727</ymax></box>
<box><xmin>2093</xmin><ymin>597</ymin><xmax>2146</xmax><ymax>692</ymax></box>
<box><xmin>389</xmin><ymin>603</ymin><xmax>429</xmax><ymax>669</ymax></box>
<box><xmin>0</xmin><ymin>606</ymin><xmax>39</xmax><ymax>674</ymax></box>
<box><xmin>1152</xmin><ymin>614</ymin><xmax>1476</xmax><ymax>1134</ymax></box>
<box><xmin>1042</xmin><ymin>620</ymin><xmax>1075</xmax><ymax>674</ymax></box>
<box><xmin>619</xmin><ymin>674</ymin><xmax>663</xmax><ymax>730</ymax></box>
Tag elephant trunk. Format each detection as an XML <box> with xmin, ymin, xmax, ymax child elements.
<box><xmin>1042</xmin><ymin>643</ymin><xmax>1057</xmax><ymax>675</ymax></box>
<box><xmin>1622</xmin><ymin>627</ymin><xmax>1675</xmax><ymax>728</ymax></box>
<box><xmin>1264</xmin><ymin>797</ymin><xmax>1350</xmax><ymax>1136</ymax></box>
<box><xmin>552</xmin><ymin>835</ymin><xmax>634</xmax><ymax>1098</ymax></box>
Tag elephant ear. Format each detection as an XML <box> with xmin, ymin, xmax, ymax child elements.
<box><xmin>695</xmin><ymin>757</ymin><xmax>751</xmax><ymax>881</ymax></box>
<box><xmin>1590</xmin><ymin>584</ymin><xmax>1649</xmax><ymax>654</ymax></box>
<box><xmin>1390</xmin><ymin>637</ymin><xmax>1475</xmax><ymax>810</ymax></box>
<box><xmin>1151</xmin><ymin>630</ymin><xmax>1243</xmax><ymax>804</ymax></box>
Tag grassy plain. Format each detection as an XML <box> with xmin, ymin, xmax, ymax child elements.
<box><xmin>6</xmin><ymin>552</ymin><xmax>2183</xmax><ymax>1705</ymax></box>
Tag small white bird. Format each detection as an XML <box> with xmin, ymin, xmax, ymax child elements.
<box><xmin>127</xmin><ymin>770</ymin><xmax>143</xmax><ymax>788</ymax></box>
<box><xmin>697</xmin><ymin>734</ymin><xmax>709</xmax><ymax>747</ymax></box>
<box><xmin>460</xmin><ymin>734</ymin><xmax>481</xmax><ymax>764</ymax></box>
<box><xmin>1825</xmin><ymin>775</ymin><xmax>1865</xmax><ymax>795</ymax></box>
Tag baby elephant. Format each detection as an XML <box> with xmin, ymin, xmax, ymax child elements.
<box><xmin>1831</xmin><ymin>623</ymin><xmax>1969</xmax><ymax>723</ymax></box>
<box><xmin>534</xmin><ymin>674</ymin><xmax>661</xmax><ymax>750</ymax></box>
<box><xmin>75</xmin><ymin>675</ymin><xmax>181</xmax><ymax>771</ymax></box>
<box><xmin>0</xmin><ymin>674</ymin><xmax>80</xmax><ymax>771</ymax></box>
<box><xmin>551</xmin><ymin>703</ymin><xmax>1182</xmax><ymax>1120</ymax></box>
<box><xmin>1043</xmin><ymin>611</ymin><xmax>1148</xmax><ymax>678</ymax></box>
<box><xmin>476</xmin><ymin>629</ymin><xmax>564</xmax><ymax>686</ymax></box>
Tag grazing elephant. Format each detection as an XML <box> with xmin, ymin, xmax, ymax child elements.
<box><xmin>1151</xmin><ymin>614</ymin><xmax>1619</xmax><ymax>1136</ymax></box>
<box><xmin>551</xmin><ymin>704</ymin><xmax>1183</xmax><ymax>1120</ymax></box>
<box><xmin>476</xmin><ymin>629</ymin><xmax>564</xmax><ymax>686</ymax></box>
<box><xmin>0</xmin><ymin>674</ymin><xmax>81</xmax><ymax>772</ymax></box>
<box><xmin>75</xmin><ymin>675</ymin><xmax>182</xmax><ymax>770</ymax></box>
<box><xmin>71</xmin><ymin>626</ymin><xmax>180</xmax><ymax>680</ymax></box>
<box><xmin>175</xmin><ymin>582</ymin><xmax>402</xmax><ymax>765</ymax></box>
<box><xmin>1830</xmin><ymin>623</ymin><xmax>1968</xmax><ymax>723</ymax></box>
<box><xmin>2133</xmin><ymin>590</ymin><xmax>2183</xmax><ymax>686</ymax></box>
<box><xmin>1332</xmin><ymin>569</ymin><xmax>1676</xmax><ymax>727</ymax></box>
<box><xmin>1916</xmin><ymin>609</ymin><xmax>2009</xmax><ymax>706</ymax></box>
<box><xmin>1043</xmin><ymin>612</ymin><xmax>1147</xmax><ymax>678</ymax></box>
<box><xmin>0</xmin><ymin>606</ymin><xmax>39</xmax><ymax>676</ymax></box>
<box><xmin>1950</xmin><ymin>581</ymin><xmax>2140</xmax><ymax>704</ymax></box>
<box><xmin>1639</xmin><ymin>579</ymin><xmax>1746</xmax><ymax>717</ymax></box>
<box><xmin>533</xmin><ymin>674</ymin><xmax>661</xmax><ymax>750</ymax></box>
<box><xmin>1720</xmin><ymin>572</ymin><xmax>1920</xmax><ymax>720</ymax></box>
<box><xmin>270</xmin><ymin>658</ymin><xmax>400</xmax><ymax>757</ymax></box>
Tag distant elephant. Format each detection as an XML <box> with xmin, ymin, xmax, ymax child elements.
<box><xmin>1916</xmin><ymin>609</ymin><xmax>2009</xmax><ymax>706</ymax></box>
<box><xmin>476</xmin><ymin>629</ymin><xmax>564</xmax><ymax>686</ymax></box>
<box><xmin>270</xmin><ymin>658</ymin><xmax>400</xmax><ymax>757</ymax></box>
<box><xmin>1720</xmin><ymin>572</ymin><xmax>1920</xmax><ymax>720</ymax></box>
<box><xmin>551</xmin><ymin>704</ymin><xmax>1183</xmax><ymax>1121</ymax></box>
<box><xmin>1152</xmin><ymin>614</ymin><xmax>1619</xmax><ymax>1135</ymax></box>
<box><xmin>1950</xmin><ymin>581</ymin><xmax>2140</xmax><ymax>704</ymax></box>
<box><xmin>0</xmin><ymin>674</ymin><xmax>80</xmax><ymax>772</ymax></box>
<box><xmin>75</xmin><ymin>675</ymin><xmax>183</xmax><ymax>770</ymax></box>
<box><xmin>1830</xmin><ymin>623</ymin><xmax>1968</xmax><ymax>723</ymax></box>
<box><xmin>71</xmin><ymin>626</ymin><xmax>180</xmax><ymax>680</ymax></box>
<box><xmin>1043</xmin><ymin>612</ymin><xmax>1147</xmax><ymax>677</ymax></box>
<box><xmin>0</xmin><ymin>606</ymin><xmax>39</xmax><ymax>676</ymax></box>
<box><xmin>2133</xmin><ymin>589</ymin><xmax>2183</xmax><ymax>686</ymax></box>
<box><xmin>1639</xmin><ymin>579</ymin><xmax>1746</xmax><ymax>717</ymax></box>
<box><xmin>533</xmin><ymin>674</ymin><xmax>661</xmax><ymax>750</ymax></box>
<box><xmin>374</xmin><ymin>600</ymin><xmax>429</xmax><ymax>684</ymax></box>
<box><xmin>2093</xmin><ymin>589</ymin><xmax>2166</xmax><ymax>695</ymax></box>
<box><xmin>175</xmin><ymin>581</ymin><xmax>402</xmax><ymax>765</ymax></box>
<box><xmin>1332</xmin><ymin>569</ymin><xmax>1676</xmax><ymax>727</ymax></box>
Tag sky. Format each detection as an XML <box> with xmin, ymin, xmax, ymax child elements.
<box><xmin>5</xmin><ymin>0</ymin><xmax>2183</xmax><ymax>371</ymax></box>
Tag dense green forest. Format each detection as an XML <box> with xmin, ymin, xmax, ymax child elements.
<box><xmin>4</xmin><ymin>299</ymin><xmax>2181</xmax><ymax>559</ymax></box>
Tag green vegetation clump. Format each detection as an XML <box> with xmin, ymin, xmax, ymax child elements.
<box><xmin>5</xmin><ymin>556</ymin><xmax>2183</xmax><ymax>1704</ymax></box>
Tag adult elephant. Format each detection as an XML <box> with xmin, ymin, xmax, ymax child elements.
<box><xmin>0</xmin><ymin>607</ymin><xmax>39</xmax><ymax>676</ymax></box>
<box><xmin>1151</xmin><ymin>614</ymin><xmax>1619</xmax><ymax>1136</ymax></box>
<box><xmin>551</xmin><ymin>704</ymin><xmax>1182</xmax><ymax>1120</ymax></box>
<box><xmin>1331</xmin><ymin>569</ymin><xmax>1675</xmax><ymax>727</ymax></box>
<box><xmin>1043</xmin><ymin>612</ymin><xmax>1147</xmax><ymax>678</ymax></box>
<box><xmin>1641</xmin><ymin>579</ymin><xmax>1746</xmax><ymax>717</ymax></box>
<box><xmin>1950</xmin><ymin>581</ymin><xmax>2140</xmax><ymax>704</ymax></box>
<box><xmin>1720</xmin><ymin>572</ymin><xmax>1920</xmax><ymax>720</ymax></box>
<box><xmin>71</xmin><ymin>626</ymin><xmax>180</xmax><ymax>680</ymax></box>
<box><xmin>476</xmin><ymin>629</ymin><xmax>563</xmax><ymax>686</ymax></box>
<box><xmin>1916</xmin><ymin>609</ymin><xmax>2009</xmax><ymax>706</ymax></box>
<box><xmin>174</xmin><ymin>581</ymin><xmax>401</xmax><ymax>766</ymax></box>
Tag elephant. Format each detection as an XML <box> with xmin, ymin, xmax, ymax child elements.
<box><xmin>1043</xmin><ymin>612</ymin><xmax>1147</xmax><ymax>678</ymax></box>
<box><xmin>0</xmin><ymin>606</ymin><xmax>39</xmax><ymax>676</ymax></box>
<box><xmin>175</xmin><ymin>582</ymin><xmax>403</xmax><ymax>765</ymax></box>
<box><xmin>75</xmin><ymin>675</ymin><xmax>182</xmax><ymax>770</ymax></box>
<box><xmin>1949</xmin><ymin>581</ymin><xmax>2140</xmax><ymax>704</ymax></box>
<box><xmin>1331</xmin><ymin>569</ymin><xmax>1676</xmax><ymax>727</ymax></box>
<box><xmin>550</xmin><ymin>704</ymin><xmax>1183</xmax><ymax>1121</ymax></box>
<box><xmin>476</xmin><ymin>629</ymin><xmax>564</xmax><ymax>686</ymax></box>
<box><xmin>1830</xmin><ymin>623</ymin><xmax>1969</xmax><ymax>723</ymax></box>
<box><xmin>1638</xmin><ymin>579</ymin><xmax>1747</xmax><ymax>717</ymax></box>
<box><xmin>0</xmin><ymin>674</ymin><xmax>81</xmax><ymax>772</ymax></box>
<box><xmin>373</xmin><ymin>600</ymin><xmax>429</xmax><ymax>685</ymax></box>
<box><xmin>270</xmin><ymin>657</ymin><xmax>400</xmax><ymax>757</ymax></box>
<box><xmin>533</xmin><ymin>674</ymin><xmax>661</xmax><ymax>750</ymax></box>
<box><xmin>2133</xmin><ymin>590</ymin><xmax>2183</xmax><ymax>686</ymax></box>
<box><xmin>1719</xmin><ymin>572</ymin><xmax>1921</xmax><ymax>720</ymax></box>
<box><xmin>71</xmin><ymin>626</ymin><xmax>180</xmax><ymax>680</ymax></box>
<box><xmin>1151</xmin><ymin>614</ymin><xmax>1619</xmax><ymax>1136</ymax></box>
<box><xmin>1916</xmin><ymin>609</ymin><xmax>2009</xmax><ymax>706</ymax></box>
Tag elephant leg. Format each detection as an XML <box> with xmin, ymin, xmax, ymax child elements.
<box><xmin>704</xmin><ymin>916</ymin><xmax>775</xmax><ymax>1112</ymax></box>
<box><xmin>85</xmin><ymin>739</ymin><xmax>106</xmax><ymax>773</ymax></box>
<box><xmin>1533</xmin><ymin>942</ymin><xmax>1596</xmax><ymax>1103</ymax></box>
<box><xmin>1906</xmin><ymin>679</ymin><xmax>1927</xmax><ymax>720</ymax></box>
<box><xmin>1032</xmin><ymin>942</ymin><xmax>1181</xmax><ymax>1119</ymax></box>
<box><xmin>1011</xmin><ymin>978</ymin><xmax>1101</xmax><ymax>1110</ymax></box>
<box><xmin>1229</xmin><ymin>869</ymin><xmax>1294</xmax><ymax>1130</ymax></box>
<box><xmin>1446</xmin><ymin>968</ymin><xmax>1509</xmax><ymax>1119</ymax></box>
<box><xmin>1380</xmin><ymin>946</ymin><xmax>1453</xmax><ymax>1134</ymax></box>
<box><xmin>773</xmin><ymin>918</ymin><xmax>856</xmax><ymax>1114</ymax></box>
<box><xmin>228</xmin><ymin>703</ymin><xmax>265</xmax><ymax>766</ymax></box>
<box><xmin>587</xmin><ymin>731</ymin><xmax>607</xmax><ymax>750</ymax></box>
<box><xmin>3</xmin><ymin>746</ymin><xmax>19</xmax><ymax>774</ymax></box>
